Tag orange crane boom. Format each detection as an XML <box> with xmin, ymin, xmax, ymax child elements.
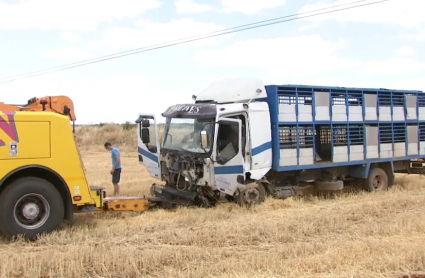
<box><xmin>0</xmin><ymin>96</ymin><xmax>76</xmax><ymax>121</ymax></box>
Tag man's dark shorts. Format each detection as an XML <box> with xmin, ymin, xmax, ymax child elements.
<box><xmin>112</xmin><ymin>168</ymin><xmax>121</xmax><ymax>184</ymax></box>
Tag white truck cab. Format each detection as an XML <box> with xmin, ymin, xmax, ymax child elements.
<box><xmin>136</xmin><ymin>78</ymin><xmax>273</xmax><ymax>206</ymax></box>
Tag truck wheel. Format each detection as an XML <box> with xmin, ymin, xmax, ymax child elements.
<box><xmin>237</xmin><ymin>183</ymin><xmax>266</xmax><ymax>207</ymax></box>
<box><xmin>314</xmin><ymin>180</ymin><xmax>344</xmax><ymax>191</ymax></box>
<box><xmin>364</xmin><ymin>167</ymin><xmax>388</xmax><ymax>192</ymax></box>
<box><xmin>0</xmin><ymin>177</ymin><xmax>64</xmax><ymax>240</ymax></box>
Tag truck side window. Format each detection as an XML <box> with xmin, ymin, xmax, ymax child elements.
<box><xmin>216</xmin><ymin>122</ymin><xmax>239</xmax><ymax>163</ymax></box>
<box><xmin>228</xmin><ymin>115</ymin><xmax>246</xmax><ymax>157</ymax></box>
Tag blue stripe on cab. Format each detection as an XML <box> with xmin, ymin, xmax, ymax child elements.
<box><xmin>138</xmin><ymin>147</ymin><xmax>159</xmax><ymax>163</ymax></box>
<box><xmin>214</xmin><ymin>165</ymin><xmax>244</xmax><ymax>175</ymax></box>
<box><xmin>251</xmin><ymin>141</ymin><xmax>272</xmax><ymax>156</ymax></box>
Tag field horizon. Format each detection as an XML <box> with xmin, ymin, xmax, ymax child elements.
<box><xmin>0</xmin><ymin>124</ymin><xmax>424</xmax><ymax>278</ymax></box>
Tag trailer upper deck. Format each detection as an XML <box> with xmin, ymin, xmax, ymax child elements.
<box><xmin>263</xmin><ymin>84</ymin><xmax>425</xmax><ymax>172</ymax></box>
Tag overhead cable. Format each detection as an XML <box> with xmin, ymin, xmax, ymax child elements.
<box><xmin>0</xmin><ymin>0</ymin><xmax>390</xmax><ymax>84</ymax></box>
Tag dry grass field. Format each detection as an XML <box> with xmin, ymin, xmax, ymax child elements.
<box><xmin>1</xmin><ymin>125</ymin><xmax>425</xmax><ymax>278</ymax></box>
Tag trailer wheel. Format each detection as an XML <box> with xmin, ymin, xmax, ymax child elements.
<box><xmin>0</xmin><ymin>177</ymin><xmax>64</xmax><ymax>240</ymax></box>
<box><xmin>314</xmin><ymin>180</ymin><xmax>344</xmax><ymax>191</ymax></box>
<box><xmin>237</xmin><ymin>183</ymin><xmax>266</xmax><ymax>207</ymax></box>
<box><xmin>364</xmin><ymin>167</ymin><xmax>388</xmax><ymax>192</ymax></box>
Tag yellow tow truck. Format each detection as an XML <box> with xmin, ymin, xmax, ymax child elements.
<box><xmin>0</xmin><ymin>96</ymin><xmax>153</xmax><ymax>240</ymax></box>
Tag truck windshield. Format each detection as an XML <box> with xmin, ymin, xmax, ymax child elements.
<box><xmin>161</xmin><ymin>118</ymin><xmax>214</xmax><ymax>154</ymax></box>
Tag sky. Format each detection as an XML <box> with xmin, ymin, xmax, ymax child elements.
<box><xmin>0</xmin><ymin>0</ymin><xmax>424</xmax><ymax>124</ymax></box>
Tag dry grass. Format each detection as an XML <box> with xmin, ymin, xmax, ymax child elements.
<box><xmin>1</xmin><ymin>125</ymin><xmax>425</xmax><ymax>278</ymax></box>
<box><xmin>74</xmin><ymin>124</ymin><xmax>164</xmax><ymax>152</ymax></box>
<box><xmin>74</xmin><ymin>124</ymin><xmax>139</xmax><ymax>152</ymax></box>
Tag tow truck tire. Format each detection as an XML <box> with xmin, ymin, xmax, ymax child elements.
<box><xmin>0</xmin><ymin>177</ymin><xmax>64</xmax><ymax>240</ymax></box>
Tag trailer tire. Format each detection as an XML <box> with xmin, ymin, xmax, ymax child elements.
<box><xmin>0</xmin><ymin>177</ymin><xmax>64</xmax><ymax>240</ymax></box>
<box><xmin>314</xmin><ymin>180</ymin><xmax>344</xmax><ymax>191</ymax></box>
<box><xmin>364</xmin><ymin>167</ymin><xmax>388</xmax><ymax>192</ymax></box>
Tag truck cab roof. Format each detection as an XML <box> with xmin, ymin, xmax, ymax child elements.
<box><xmin>194</xmin><ymin>78</ymin><xmax>268</xmax><ymax>104</ymax></box>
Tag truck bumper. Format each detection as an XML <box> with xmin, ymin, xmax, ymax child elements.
<box><xmin>149</xmin><ymin>183</ymin><xmax>188</xmax><ymax>207</ymax></box>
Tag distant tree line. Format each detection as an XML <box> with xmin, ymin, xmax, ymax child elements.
<box><xmin>75</xmin><ymin>121</ymin><xmax>165</xmax><ymax>131</ymax></box>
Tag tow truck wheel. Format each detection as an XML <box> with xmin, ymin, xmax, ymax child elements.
<box><xmin>0</xmin><ymin>177</ymin><xmax>64</xmax><ymax>240</ymax></box>
<box><xmin>237</xmin><ymin>183</ymin><xmax>266</xmax><ymax>207</ymax></box>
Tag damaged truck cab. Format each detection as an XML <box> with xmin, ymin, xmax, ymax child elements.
<box><xmin>137</xmin><ymin>79</ymin><xmax>272</xmax><ymax>207</ymax></box>
<box><xmin>137</xmin><ymin>78</ymin><xmax>425</xmax><ymax>207</ymax></box>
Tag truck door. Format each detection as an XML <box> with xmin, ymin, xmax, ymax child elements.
<box><xmin>213</xmin><ymin>118</ymin><xmax>245</xmax><ymax>196</ymax></box>
<box><xmin>135</xmin><ymin>114</ymin><xmax>161</xmax><ymax>179</ymax></box>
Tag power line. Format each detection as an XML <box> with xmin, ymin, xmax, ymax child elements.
<box><xmin>0</xmin><ymin>0</ymin><xmax>372</xmax><ymax>82</ymax></box>
<box><xmin>0</xmin><ymin>0</ymin><xmax>389</xmax><ymax>84</ymax></box>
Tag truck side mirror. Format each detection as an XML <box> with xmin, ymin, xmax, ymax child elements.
<box><xmin>200</xmin><ymin>130</ymin><xmax>207</xmax><ymax>149</ymax></box>
<box><xmin>141</xmin><ymin>119</ymin><xmax>150</xmax><ymax>128</ymax></box>
<box><xmin>141</xmin><ymin>128</ymin><xmax>150</xmax><ymax>144</ymax></box>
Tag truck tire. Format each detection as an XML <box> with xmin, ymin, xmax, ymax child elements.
<box><xmin>314</xmin><ymin>180</ymin><xmax>344</xmax><ymax>191</ymax></box>
<box><xmin>237</xmin><ymin>183</ymin><xmax>266</xmax><ymax>207</ymax></box>
<box><xmin>0</xmin><ymin>177</ymin><xmax>64</xmax><ymax>240</ymax></box>
<box><xmin>364</xmin><ymin>167</ymin><xmax>388</xmax><ymax>192</ymax></box>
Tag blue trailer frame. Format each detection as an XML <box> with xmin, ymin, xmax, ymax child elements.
<box><xmin>263</xmin><ymin>84</ymin><xmax>425</xmax><ymax>179</ymax></box>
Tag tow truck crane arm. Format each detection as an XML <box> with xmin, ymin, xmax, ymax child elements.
<box><xmin>0</xmin><ymin>95</ymin><xmax>77</xmax><ymax>132</ymax></box>
<box><xmin>0</xmin><ymin>95</ymin><xmax>76</xmax><ymax>121</ymax></box>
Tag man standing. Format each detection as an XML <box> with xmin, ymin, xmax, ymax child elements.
<box><xmin>104</xmin><ymin>142</ymin><xmax>121</xmax><ymax>196</ymax></box>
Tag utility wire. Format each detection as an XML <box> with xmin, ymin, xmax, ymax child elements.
<box><xmin>0</xmin><ymin>0</ymin><xmax>372</xmax><ymax>82</ymax></box>
<box><xmin>0</xmin><ymin>0</ymin><xmax>389</xmax><ymax>84</ymax></box>
<box><xmin>0</xmin><ymin>0</ymin><xmax>388</xmax><ymax>84</ymax></box>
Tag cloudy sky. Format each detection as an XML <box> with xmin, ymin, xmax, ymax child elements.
<box><xmin>0</xmin><ymin>0</ymin><xmax>424</xmax><ymax>124</ymax></box>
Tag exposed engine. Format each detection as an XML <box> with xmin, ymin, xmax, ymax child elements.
<box><xmin>161</xmin><ymin>153</ymin><xmax>204</xmax><ymax>189</ymax></box>
<box><xmin>150</xmin><ymin>152</ymin><xmax>221</xmax><ymax>207</ymax></box>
